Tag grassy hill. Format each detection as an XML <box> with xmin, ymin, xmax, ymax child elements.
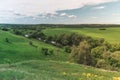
<box><xmin>0</xmin><ymin>30</ymin><xmax>67</xmax><ymax>64</ymax></box>
<box><xmin>43</xmin><ymin>28</ymin><xmax>120</xmax><ymax>43</ymax></box>
<box><xmin>0</xmin><ymin>29</ymin><xmax>120</xmax><ymax>80</ymax></box>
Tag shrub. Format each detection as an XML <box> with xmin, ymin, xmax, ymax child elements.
<box><xmin>64</xmin><ymin>46</ymin><xmax>71</xmax><ymax>53</ymax></box>
<box><xmin>109</xmin><ymin>51</ymin><xmax>120</xmax><ymax>67</ymax></box>
<box><xmin>41</xmin><ymin>48</ymin><xmax>54</xmax><ymax>56</ymax></box>
<box><xmin>96</xmin><ymin>59</ymin><xmax>106</xmax><ymax>68</ymax></box>
<box><xmin>41</xmin><ymin>48</ymin><xmax>49</xmax><ymax>56</ymax></box>
<box><xmin>5</xmin><ymin>38</ymin><xmax>9</xmax><ymax>43</ymax></box>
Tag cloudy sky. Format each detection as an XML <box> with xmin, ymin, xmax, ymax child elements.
<box><xmin>0</xmin><ymin>0</ymin><xmax>120</xmax><ymax>24</ymax></box>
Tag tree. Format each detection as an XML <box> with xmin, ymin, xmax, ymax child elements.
<box><xmin>69</xmin><ymin>41</ymin><xmax>91</xmax><ymax>65</ymax></box>
<box><xmin>78</xmin><ymin>41</ymin><xmax>91</xmax><ymax>65</ymax></box>
<box><xmin>69</xmin><ymin>45</ymin><xmax>78</xmax><ymax>62</ymax></box>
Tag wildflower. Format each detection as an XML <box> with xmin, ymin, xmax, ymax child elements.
<box><xmin>94</xmin><ymin>75</ymin><xmax>97</xmax><ymax>77</ymax></box>
<box><xmin>63</xmin><ymin>72</ymin><xmax>67</xmax><ymax>76</ymax></box>
<box><xmin>113</xmin><ymin>77</ymin><xmax>120</xmax><ymax>80</ymax></box>
<box><xmin>86</xmin><ymin>73</ymin><xmax>91</xmax><ymax>78</ymax></box>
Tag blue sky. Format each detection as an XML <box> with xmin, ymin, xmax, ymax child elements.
<box><xmin>0</xmin><ymin>0</ymin><xmax>120</xmax><ymax>24</ymax></box>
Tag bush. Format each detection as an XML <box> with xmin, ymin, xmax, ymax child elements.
<box><xmin>64</xmin><ymin>46</ymin><xmax>71</xmax><ymax>53</ymax></box>
<box><xmin>41</xmin><ymin>48</ymin><xmax>49</xmax><ymax>56</ymax></box>
<box><xmin>5</xmin><ymin>38</ymin><xmax>10</xmax><ymax>43</ymax></box>
<box><xmin>41</xmin><ymin>48</ymin><xmax>54</xmax><ymax>56</ymax></box>
<box><xmin>109</xmin><ymin>51</ymin><xmax>120</xmax><ymax>67</ymax></box>
<box><xmin>96</xmin><ymin>59</ymin><xmax>106</xmax><ymax>68</ymax></box>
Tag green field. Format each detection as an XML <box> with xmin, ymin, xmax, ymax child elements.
<box><xmin>0</xmin><ymin>30</ymin><xmax>67</xmax><ymax>64</ymax></box>
<box><xmin>0</xmin><ymin>60</ymin><xmax>120</xmax><ymax>80</ymax></box>
<box><xmin>0</xmin><ymin>29</ymin><xmax>120</xmax><ymax>80</ymax></box>
<box><xmin>43</xmin><ymin>28</ymin><xmax>120</xmax><ymax>43</ymax></box>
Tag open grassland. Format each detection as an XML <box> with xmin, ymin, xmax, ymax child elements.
<box><xmin>0</xmin><ymin>29</ymin><xmax>120</xmax><ymax>80</ymax></box>
<box><xmin>43</xmin><ymin>28</ymin><xmax>120</xmax><ymax>43</ymax></box>
<box><xmin>0</xmin><ymin>60</ymin><xmax>120</xmax><ymax>80</ymax></box>
<box><xmin>0</xmin><ymin>30</ymin><xmax>67</xmax><ymax>64</ymax></box>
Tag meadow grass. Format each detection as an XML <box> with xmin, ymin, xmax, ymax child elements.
<box><xmin>43</xmin><ymin>28</ymin><xmax>120</xmax><ymax>43</ymax></box>
<box><xmin>0</xmin><ymin>60</ymin><xmax>120</xmax><ymax>80</ymax></box>
<box><xmin>0</xmin><ymin>29</ymin><xmax>120</xmax><ymax>80</ymax></box>
<box><xmin>0</xmin><ymin>30</ymin><xmax>67</xmax><ymax>64</ymax></box>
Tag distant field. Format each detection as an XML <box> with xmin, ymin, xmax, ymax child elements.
<box><xmin>0</xmin><ymin>60</ymin><xmax>120</xmax><ymax>80</ymax></box>
<box><xmin>43</xmin><ymin>28</ymin><xmax>120</xmax><ymax>43</ymax></box>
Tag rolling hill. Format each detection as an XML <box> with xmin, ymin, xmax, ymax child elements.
<box><xmin>0</xmin><ymin>29</ymin><xmax>120</xmax><ymax>80</ymax></box>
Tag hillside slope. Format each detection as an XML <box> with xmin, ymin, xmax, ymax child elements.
<box><xmin>0</xmin><ymin>30</ymin><xmax>67</xmax><ymax>64</ymax></box>
<box><xmin>0</xmin><ymin>60</ymin><xmax>120</xmax><ymax>80</ymax></box>
<box><xmin>0</xmin><ymin>30</ymin><xmax>120</xmax><ymax>80</ymax></box>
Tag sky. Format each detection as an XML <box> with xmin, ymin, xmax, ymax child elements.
<box><xmin>0</xmin><ymin>0</ymin><xmax>120</xmax><ymax>24</ymax></box>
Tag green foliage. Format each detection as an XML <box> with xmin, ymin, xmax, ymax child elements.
<box><xmin>13</xmin><ymin>29</ymin><xmax>23</xmax><ymax>35</ymax></box>
<box><xmin>64</xmin><ymin>46</ymin><xmax>71</xmax><ymax>53</ymax></box>
<box><xmin>5</xmin><ymin>38</ymin><xmax>10</xmax><ymax>43</ymax></box>
<box><xmin>29</xmin><ymin>31</ymin><xmax>46</xmax><ymax>40</ymax></box>
<box><xmin>1</xmin><ymin>28</ymin><xmax>10</xmax><ymax>31</ymax></box>
<box><xmin>96</xmin><ymin>59</ymin><xmax>106</xmax><ymax>68</ymax></box>
<box><xmin>109</xmin><ymin>51</ymin><xmax>120</xmax><ymax>68</ymax></box>
<box><xmin>70</xmin><ymin>41</ymin><xmax>91</xmax><ymax>65</ymax></box>
<box><xmin>41</xmin><ymin>47</ymin><xmax>54</xmax><ymax>56</ymax></box>
<box><xmin>41</xmin><ymin>47</ymin><xmax>49</xmax><ymax>56</ymax></box>
<box><xmin>91</xmin><ymin>46</ymin><xmax>105</xmax><ymax>59</ymax></box>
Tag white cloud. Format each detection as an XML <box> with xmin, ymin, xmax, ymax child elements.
<box><xmin>60</xmin><ymin>13</ymin><xmax>77</xmax><ymax>18</ymax></box>
<box><xmin>68</xmin><ymin>15</ymin><xmax>77</xmax><ymax>18</ymax></box>
<box><xmin>60</xmin><ymin>13</ymin><xmax>67</xmax><ymax>16</ymax></box>
<box><xmin>93</xmin><ymin>6</ymin><xmax>105</xmax><ymax>9</ymax></box>
<box><xmin>0</xmin><ymin>0</ymin><xmax>118</xmax><ymax>18</ymax></box>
